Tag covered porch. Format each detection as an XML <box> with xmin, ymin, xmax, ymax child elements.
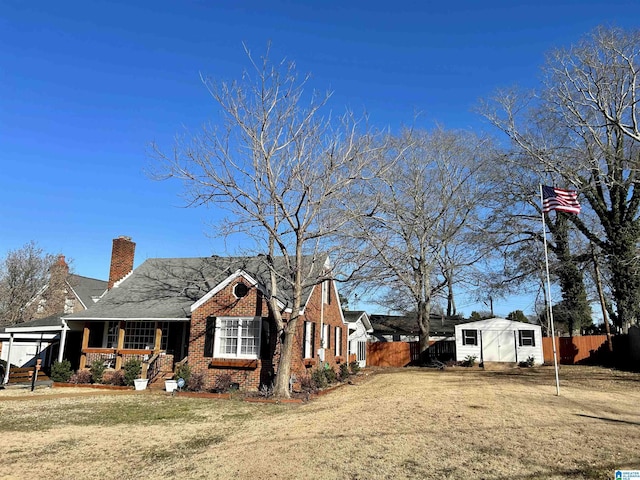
<box><xmin>76</xmin><ymin>320</ymin><xmax>190</xmax><ymax>379</ymax></box>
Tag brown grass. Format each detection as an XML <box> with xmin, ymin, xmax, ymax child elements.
<box><xmin>1</xmin><ymin>365</ymin><xmax>639</xmax><ymax>479</ymax></box>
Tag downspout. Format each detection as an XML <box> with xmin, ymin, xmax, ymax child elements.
<box><xmin>320</xmin><ymin>282</ymin><xmax>325</xmax><ymax>362</ymax></box>
<box><xmin>58</xmin><ymin>319</ymin><xmax>69</xmax><ymax>363</ymax></box>
<box><xmin>3</xmin><ymin>333</ymin><xmax>14</xmax><ymax>384</ymax></box>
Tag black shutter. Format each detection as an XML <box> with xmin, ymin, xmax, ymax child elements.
<box><xmin>260</xmin><ymin>318</ymin><xmax>270</xmax><ymax>359</ymax></box>
<box><xmin>311</xmin><ymin>322</ymin><xmax>316</xmax><ymax>358</ymax></box>
<box><xmin>204</xmin><ymin>317</ymin><xmax>216</xmax><ymax>357</ymax></box>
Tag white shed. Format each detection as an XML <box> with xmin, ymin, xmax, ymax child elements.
<box><xmin>454</xmin><ymin>318</ymin><xmax>543</xmax><ymax>365</ymax></box>
<box><xmin>344</xmin><ymin>311</ymin><xmax>373</xmax><ymax>368</ymax></box>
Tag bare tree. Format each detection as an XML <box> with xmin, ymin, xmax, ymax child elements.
<box><xmin>481</xmin><ymin>26</ymin><xmax>640</xmax><ymax>330</ymax></box>
<box><xmin>0</xmin><ymin>242</ymin><xmax>56</xmax><ymax>326</ymax></box>
<box><xmin>152</xmin><ymin>47</ymin><xmax>383</xmax><ymax>397</ymax></box>
<box><xmin>343</xmin><ymin>128</ymin><xmax>494</xmax><ymax>355</ymax></box>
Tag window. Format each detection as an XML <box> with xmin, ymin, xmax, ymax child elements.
<box><xmin>233</xmin><ymin>282</ymin><xmax>249</xmax><ymax>298</ymax></box>
<box><xmin>357</xmin><ymin>341</ymin><xmax>366</xmax><ymax>362</ymax></box>
<box><xmin>322</xmin><ymin>324</ymin><xmax>330</xmax><ymax>349</ymax></box>
<box><xmin>105</xmin><ymin>321</ymin><xmax>119</xmax><ymax>348</ymax></box>
<box><xmin>335</xmin><ymin>326</ymin><xmax>342</xmax><ymax>356</ymax></box>
<box><xmin>518</xmin><ymin>330</ymin><xmax>535</xmax><ymax>347</ymax></box>
<box><xmin>462</xmin><ymin>329</ymin><xmax>478</xmax><ymax>346</ymax></box>
<box><xmin>214</xmin><ymin>317</ymin><xmax>261</xmax><ymax>359</ymax></box>
<box><xmin>303</xmin><ymin>321</ymin><xmax>315</xmax><ymax>359</ymax></box>
<box><xmin>322</xmin><ymin>281</ymin><xmax>332</xmax><ymax>304</ymax></box>
<box><xmin>123</xmin><ymin>322</ymin><xmax>168</xmax><ymax>350</ymax></box>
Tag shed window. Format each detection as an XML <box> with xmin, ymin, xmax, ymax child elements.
<box><xmin>518</xmin><ymin>330</ymin><xmax>535</xmax><ymax>347</ymax></box>
<box><xmin>462</xmin><ymin>329</ymin><xmax>478</xmax><ymax>346</ymax></box>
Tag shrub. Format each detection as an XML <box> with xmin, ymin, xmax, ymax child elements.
<box><xmin>349</xmin><ymin>361</ymin><xmax>361</xmax><ymax>374</ymax></box>
<box><xmin>213</xmin><ymin>373</ymin><xmax>234</xmax><ymax>392</ymax></box>
<box><xmin>103</xmin><ymin>369</ymin><xmax>125</xmax><ymax>386</ymax></box>
<box><xmin>50</xmin><ymin>360</ymin><xmax>73</xmax><ymax>383</ymax></box>
<box><xmin>462</xmin><ymin>355</ymin><xmax>477</xmax><ymax>367</ymax></box>
<box><xmin>311</xmin><ymin>367</ymin><xmax>328</xmax><ymax>390</ymax></box>
<box><xmin>122</xmin><ymin>358</ymin><xmax>142</xmax><ymax>386</ymax></box>
<box><xmin>519</xmin><ymin>355</ymin><xmax>536</xmax><ymax>368</ymax></box>
<box><xmin>175</xmin><ymin>363</ymin><xmax>191</xmax><ymax>385</ymax></box>
<box><xmin>324</xmin><ymin>366</ymin><xmax>338</xmax><ymax>384</ymax></box>
<box><xmin>299</xmin><ymin>375</ymin><xmax>317</xmax><ymax>393</ymax></box>
<box><xmin>69</xmin><ymin>369</ymin><xmax>92</xmax><ymax>384</ymax></box>
<box><xmin>90</xmin><ymin>360</ymin><xmax>106</xmax><ymax>384</ymax></box>
<box><xmin>187</xmin><ymin>372</ymin><xmax>205</xmax><ymax>392</ymax></box>
<box><xmin>339</xmin><ymin>362</ymin><xmax>350</xmax><ymax>380</ymax></box>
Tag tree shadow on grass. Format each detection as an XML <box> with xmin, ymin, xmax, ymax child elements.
<box><xmin>576</xmin><ymin>413</ymin><xmax>640</xmax><ymax>426</ymax></box>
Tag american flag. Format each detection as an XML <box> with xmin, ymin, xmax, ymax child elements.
<box><xmin>542</xmin><ymin>185</ymin><xmax>581</xmax><ymax>214</ymax></box>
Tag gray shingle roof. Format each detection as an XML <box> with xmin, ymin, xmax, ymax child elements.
<box><xmin>67</xmin><ymin>274</ymin><xmax>107</xmax><ymax>308</ymax></box>
<box><xmin>64</xmin><ymin>255</ymin><xmax>325</xmax><ymax>320</ymax></box>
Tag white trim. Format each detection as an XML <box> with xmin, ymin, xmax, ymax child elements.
<box><xmin>190</xmin><ymin>270</ymin><xmax>285</xmax><ymax>313</ymax></box>
<box><xmin>5</xmin><ymin>325</ymin><xmax>66</xmax><ymax>333</ymax></box>
<box><xmin>213</xmin><ymin>316</ymin><xmax>262</xmax><ymax>360</ymax></box>
<box><xmin>0</xmin><ymin>333</ymin><xmax>59</xmax><ymax>340</ymax></box>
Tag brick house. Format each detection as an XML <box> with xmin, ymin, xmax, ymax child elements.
<box><xmin>62</xmin><ymin>237</ymin><xmax>348</xmax><ymax>391</ymax></box>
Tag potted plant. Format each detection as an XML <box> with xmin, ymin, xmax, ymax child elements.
<box><xmin>164</xmin><ymin>378</ymin><xmax>178</xmax><ymax>392</ymax></box>
<box><xmin>134</xmin><ymin>378</ymin><xmax>149</xmax><ymax>390</ymax></box>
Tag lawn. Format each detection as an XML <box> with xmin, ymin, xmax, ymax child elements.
<box><xmin>0</xmin><ymin>366</ymin><xmax>639</xmax><ymax>479</ymax></box>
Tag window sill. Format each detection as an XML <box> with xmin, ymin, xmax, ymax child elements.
<box><xmin>303</xmin><ymin>358</ymin><xmax>315</xmax><ymax>368</ymax></box>
<box><xmin>209</xmin><ymin>358</ymin><xmax>258</xmax><ymax>369</ymax></box>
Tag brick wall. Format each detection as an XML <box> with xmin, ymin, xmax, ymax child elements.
<box><xmin>188</xmin><ymin>278</ymin><xmax>348</xmax><ymax>391</ymax></box>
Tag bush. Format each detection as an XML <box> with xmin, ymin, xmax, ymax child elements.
<box><xmin>90</xmin><ymin>360</ymin><xmax>106</xmax><ymax>384</ymax></box>
<box><xmin>299</xmin><ymin>375</ymin><xmax>317</xmax><ymax>393</ymax></box>
<box><xmin>462</xmin><ymin>355</ymin><xmax>477</xmax><ymax>367</ymax></box>
<box><xmin>349</xmin><ymin>361</ymin><xmax>361</xmax><ymax>374</ymax></box>
<box><xmin>175</xmin><ymin>363</ymin><xmax>191</xmax><ymax>385</ymax></box>
<box><xmin>311</xmin><ymin>367</ymin><xmax>328</xmax><ymax>390</ymax></box>
<box><xmin>50</xmin><ymin>360</ymin><xmax>73</xmax><ymax>383</ymax></box>
<box><xmin>103</xmin><ymin>369</ymin><xmax>125</xmax><ymax>386</ymax></box>
<box><xmin>324</xmin><ymin>366</ymin><xmax>338</xmax><ymax>384</ymax></box>
<box><xmin>213</xmin><ymin>373</ymin><xmax>233</xmax><ymax>393</ymax></box>
<box><xmin>69</xmin><ymin>369</ymin><xmax>92</xmax><ymax>384</ymax></box>
<box><xmin>122</xmin><ymin>358</ymin><xmax>142</xmax><ymax>386</ymax></box>
<box><xmin>187</xmin><ymin>372</ymin><xmax>205</xmax><ymax>392</ymax></box>
<box><xmin>339</xmin><ymin>362</ymin><xmax>350</xmax><ymax>380</ymax></box>
<box><xmin>519</xmin><ymin>355</ymin><xmax>536</xmax><ymax>368</ymax></box>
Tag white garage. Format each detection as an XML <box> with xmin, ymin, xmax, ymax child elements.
<box><xmin>455</xmin><ymin>318</ymin><xmax>543</xmax><ymax>365</ymax></box>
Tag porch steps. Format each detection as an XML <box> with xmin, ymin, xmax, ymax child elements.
<box><xmin>148</xmin><ymin>372</ymin><xmax>175</xmax><ymax>391</ymax></box>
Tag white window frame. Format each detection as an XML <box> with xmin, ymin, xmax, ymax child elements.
<box><xmin>462</xmin><ymin>329</ymin><xmax>478</xmax><ymax>346</ymax></box>
<box><xmin>518</xmin><ymin>330</ymin><xmax>535</xmax><ymax>347</ymax></box>
<box><xmin>335</xmin><ymin>326</ymin><xmax>341</xmax><ymax>356</ymax></box>
<box><xmin>214</xmin><ymin>316</ymin><xmax>262</xmax><ymax>360</ymax></box>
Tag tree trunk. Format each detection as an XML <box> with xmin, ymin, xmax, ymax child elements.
<box><xmin>416</xmin><ymin>300</ymin><xmax>431</xmax><ymax>359</ymax></box>
<box><xmin>272</xmin><ymin>327</ymin><xmax>295</xmax><ymax>398</ymax></box>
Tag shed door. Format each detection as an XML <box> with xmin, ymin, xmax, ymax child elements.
<box><xmin>482</xmin><ymin>329</ymin><xmax>516</xmax><ymax>362</ymax></box>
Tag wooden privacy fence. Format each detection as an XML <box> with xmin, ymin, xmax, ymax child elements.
<box><xmin>367</xmin><ymin>340</ymin><xmax>455</xmax><ymax>367</ymax></box>
<box><xmin>542</xmin><ymin>335</ymin><xmax>608</xmax><ymax>365</ymax></box>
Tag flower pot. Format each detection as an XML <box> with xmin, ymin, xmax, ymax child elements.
<box><xmin>134</xmin><ymin>378</ymin><xmax>148</xmax><ymax>391</ymax></box>
<box><xmin>165</xmin><ymin>380</ymin><xmax>178</xmax><ymax>392</ymax></box>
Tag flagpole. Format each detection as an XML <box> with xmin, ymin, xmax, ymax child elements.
<box><xmin>540</xmin><ymin>184</ymin><xmax>561</xmax><ymax>396</ymax></box>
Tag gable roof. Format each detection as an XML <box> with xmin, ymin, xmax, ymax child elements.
<box><xmin>370</xmin><ymin>314</ymin><xmax>465</xmax><ymax>337</ymax></box>
<box><xmin>63</xmin><ymin>255</ymin><xmax>327</xmax><ymax>321</ymax></box>
<box><xmin>455</xmin><ymin>317</ymin><xmax>541</xmax><ymax>330</ymax></box>
<box><xmin>67</xmin><ymin>274</ymin><xmax>108</xmax><ymax>309</ymax></box>
<box><xmin>343</xmin><ymin>310</ymin><xmax>373</xmax><ymax>331</ymax></box>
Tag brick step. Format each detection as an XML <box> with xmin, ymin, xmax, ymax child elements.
<box><xmin>148</xmin><ymin>372</ymin><xmax>175</xmax><ymax>390</ymax></box>
<box><xmin>7</xmin><ymin>367</ymin><xmax>51</xmax><ymax>384</ymax></box>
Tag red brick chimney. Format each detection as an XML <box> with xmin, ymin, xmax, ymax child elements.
<box><xmin>108</xmin><ymin>236</ymin><xmax>136</xmax><ymax>290</ymax></box>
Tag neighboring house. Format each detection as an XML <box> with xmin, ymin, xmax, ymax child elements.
<box><xmin>369</xmin><ymin>314</ymin><xmax>461</xmax><ymax>342</ymax></box>
<box><xmin>60</xmin><ymin>236</ymin><xmax>348</xmax><ymax>391</ymax></box>
<box><xmin>343</xmin><ymin>310</ymin><xmax>373</xmax><ymax>368</ymax></box>
<box><xmin>455</xmin><ymin>318</ymin><xmax>543</xmax><ymax>365</ymax></box>
<box><xmin>0</xmin><ymin>256</ymin><xmax>107</xmax><ymax>381</ymax></box>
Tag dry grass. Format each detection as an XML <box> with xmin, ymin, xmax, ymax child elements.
<box><xmin>1</xmin><ymin>366</ymin><xmax>639</xmax><ymax>479</ymax></box>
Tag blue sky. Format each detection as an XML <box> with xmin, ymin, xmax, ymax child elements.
<box><xmin>1</xmin><ymin>1</ymin><xmax>636</xmax><ymax>316</ymax></box>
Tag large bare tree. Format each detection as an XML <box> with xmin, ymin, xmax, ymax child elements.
<box><xmin>343</xmin><ymin>128</ymin><xmax>494</xmax><ymax>355</ymax></box>
<box><xmin>0</xmin><ymin>241</ymin><xmax>56</xmax><ymax>326</ymax></box>
<box><xmin>152</xmin><ymin>47</ymin><xmax>383</xmax><ymax>397</ymax></box>
<box><xmin>481</xmin><ymin>26</ymin><xmax>640</xmax><ymax>330</ymax></box>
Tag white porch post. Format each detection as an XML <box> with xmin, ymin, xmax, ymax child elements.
<box><xmin>58</xmin><ymin>320</ymin><xmax>68</xmax><ymax>363</ymax></box>
<box><xmin>3</xmin><ymin>333</ymin><xmax>14</xmax><ymax>384</ymax></box>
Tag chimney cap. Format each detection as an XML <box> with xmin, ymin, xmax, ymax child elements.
<box><xmin>116</xmin><ymin>236</ymin><xmax>132</xmax><ymax>241</ymax></box>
